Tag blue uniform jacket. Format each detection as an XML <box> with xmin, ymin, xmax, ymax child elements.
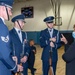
<box><xmin>9</xmin><ymin>28</ymin><xmax>30</xmax><ymax>64</ymax></box>
<box><xmin>40</xmin><ymin>28</ymin><xmax>61</xmax><ymax>62</ymax></box>
<box><xmin>0</xmin><ymin>18</ymin><xmax>17</xmax><ymax>75</ymax></box>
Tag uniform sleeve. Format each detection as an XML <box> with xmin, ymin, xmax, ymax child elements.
<box><xmin>64</xmin><ymin>44</ymin><xmax>70</xmax><ymax>52</ymax></box>
<box><xmin>0</xmin><ymin>26</ymin><xmax>17</xmax><ymax>73</ymax></box>
<box><xmin>9</xmin><ymin>34</ymin><xmax>14</xmax><ymax>56</ymax></box>
<box><xmin>24</xmin><ymin>42</ymin><xmax>30</xmax><ymax>57</ymax></box>
<box><xmin>23</xmin><ymin>32</ymin><xmax>30</xmax><ymax>57</ymax></box>
<box><xmin>39</xmin><ymin>31</ymin><xmax>50</xmax><ymax>48</ymax></box>
<box><xmin>55</xmin><ymin>31</ymin><xmax>61</xmax><ymax>49</ymax></box>
<box><xmin>62</xmin><ymin>42</ymin><xmax>75</xmax><ymax>63</ymax></box>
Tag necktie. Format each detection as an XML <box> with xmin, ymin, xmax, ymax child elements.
<box><xmin>18</xmin><ymin>30</ymin><xmax>22</xmax><ymax>42</ymax></box>
<box><xmin>50</xmin><ymin>29</ymin><xmax>52</xmax><ymax>32</ymax></box>
<box><xmin>18</xmin><ymin>30</ymin><xmax>20</xmax><ymax>33</ymax></box>
<box><xmin>50</xmin><ymin>29</ymin><xmax>52</xmax><ymax>38</ymax></box>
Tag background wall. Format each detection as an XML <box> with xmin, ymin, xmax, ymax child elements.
<box><xmin>6</xmin><ymin>0</ymin><xmax>75</xmax><ymax>44</ymax></box>
<box><xmin>7</xmin><ymin>0</ymin><xmax>75</xmax><ymax>31</ymax></box>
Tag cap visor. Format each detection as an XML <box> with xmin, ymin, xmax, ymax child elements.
<box><xmin>46</xmin><ymin>21</ymin><xmax>53</xmax><ymax>23</ymax></box>
<box><xmin>23</xmin><ymin>21</ymin><xmax>26</xmax><ymax>23</ymax></box>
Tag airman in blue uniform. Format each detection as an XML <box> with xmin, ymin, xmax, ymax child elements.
<box><xmin>0</xmin><ymin>0</ymin><xmax>23</xmax><ymax>75</ymax></box>
<box><xmin>40</xmin><ymin>16</ymin><xmax>61</xmax><ymax>75</ymax></box>
<box><xmin>9</xmin><ymin>14</ymin><xmax>30</xmax><ymax>75</ymax></box>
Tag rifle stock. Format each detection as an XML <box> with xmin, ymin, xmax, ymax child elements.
<box><xmin>49</xmin><ymin>58</ymin><xmax>54</xmax><ymax>75</ymax></box>
<box><xmin>15</xmin><ymin>36</ymin><xmax>26</xmax><ymax>75</ymax></box>
<box><xmin>49</xmin><ymin>47</ymin><xmax>54</xmax><ymax>75</ymax></box>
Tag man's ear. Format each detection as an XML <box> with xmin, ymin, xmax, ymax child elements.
<box><xmin>15</xmin><ymin>21</ymin><xmax>17</xmax><ymax>24</ymax></box>
<box><xmin>14</xmin><ymin>21</ymin><xmax>20</xmax><ymax>27</ymax></box>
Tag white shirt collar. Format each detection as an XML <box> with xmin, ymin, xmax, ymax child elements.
<box><xmin>14</xmin><ymin>27</ymin><xmax>22</xmax><ymax>43</ymax></box>
<box><xmin>48</xmin><ymin>28</ymin><xmax>53</xmax><ymax>31</ymax></box>
<box><xmin>14</xmin><ymin>27</ymin><xmax>21</xmax><ymax>33</ymax></box>
<box><xmin>0</xmin><ymin>16</ymin><xmax>5</xmax><ymax>24</ymax></box>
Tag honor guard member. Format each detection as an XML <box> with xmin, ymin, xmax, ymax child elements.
<box><xmin>0</xmin><ymin>0</ymin><xmax>23</xmax><ymax>75</ymax></box>
<box><xmin>40</xmin><ymin>16</ymin><xmax>61</xmax><ymax>75</ymax></box>
<box><xmin>9</xmin><ymin>14</ymin><xmax>30</xmax><ymax>75</ymax></box>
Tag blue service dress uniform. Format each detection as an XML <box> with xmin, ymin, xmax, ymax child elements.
<box><xmin>0</xmin><ymin>18</ymin><xmax>17</xmax><ymax>75</ymax></box>
<box><xmin>9</xmin><ymin>28</ymin><xmax>30</xmax><ymax>75</ymax></box>
<box><xmin>28</xmin><ymin>46</ymin><xmax>36</xmax><ymax>75</ymax></box>
<box><xmin>62</xmin><ymin>42</ymin><xmax>75</xmax><ymax>75</ymax></box>
<box><xmin>40</xmin><ymin>28</ymin><xmax>61</xmax><ymax>75</ymax></box>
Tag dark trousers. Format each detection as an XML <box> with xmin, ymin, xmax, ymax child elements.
<box><xmin>28</xmin><ymin>57</ymin><xmax>35</xmax><ymax>75</ymax></box>
<box><xmin>22</xmin><ymin>62</ymin><xmax>28</xmax><ymax>75</ymax></box>
<box><xmin>42</xmin><ymin>60</ymin><xmax>57</xmax><ymax>75</ymax></box>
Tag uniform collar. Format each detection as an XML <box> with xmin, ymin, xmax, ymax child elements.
<box><xmin>0</xmin><ymin>16</ymin><xmax>5</xmax><ymax>24</ymax></box>
<box><xmin>14</xmin><ymin>27</ymin><xmax>21</xmax><ymax>33</ymax></box>
<box><xmin>48</xmin><ymin>28</ymin><xmax>53</xmax><ymax>31</ymax></box>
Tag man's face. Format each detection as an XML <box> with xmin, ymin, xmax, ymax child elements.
<box><xmin>7</xmin><ymin>7</ymin><xmax>12</xmax><ymax>16</ymax></box>
<box><xmin>3</xmin><ymin>6</ymin><xmax>12</xmax><ymax>20</ymax></box>
<box><xmin>30</xmin><ymin>41</ymin><xmax>34</xmax><ymax>46</ymax></box>
<box><xmin>46</xmin><ymin>22</ymin><xmax>54</xmax><ymax>29</ymax></box>
<box><xmin>18</xmin><ymin>20</ymin><xmax>25</xmax><ymax>29</ymax></box>
<box><xmin>15</xmin><ymin>20</ymin><xmax>25</xmax><ymax>29</ymax></box>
